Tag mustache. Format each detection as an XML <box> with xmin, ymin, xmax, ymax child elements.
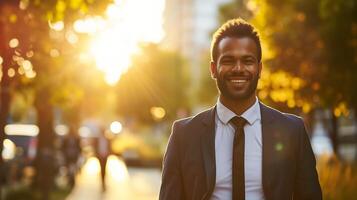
<box><xmin>226</xmin><ymin>71</ymin><xmax>252</xmax><ymax>78</ymax></box>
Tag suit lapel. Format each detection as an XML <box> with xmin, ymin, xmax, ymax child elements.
<box><xmin>199</xmin><ymin>103</ymin><xmax>277</xmax><ymax>199</ymax></box>
<box><xmin>260</xmin><ymin>102</ymin><xmax>276</xmax><ymax>200</ymax></box>
<box><xmin>200</xmin><ymin>106</ymin><xmax>216</xmax><ymax>199</ymax></box>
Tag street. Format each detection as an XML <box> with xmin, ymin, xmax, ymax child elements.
<box><xmin>66</xmin><ymin>155</ymin><xmax>161</xmax><ymax>200</ymax></box>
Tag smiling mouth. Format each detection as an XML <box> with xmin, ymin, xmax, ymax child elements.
<box><xmin>230</xmin><ymin>79</ymin><xmax>247</xmax><ymax>83</ymax></box>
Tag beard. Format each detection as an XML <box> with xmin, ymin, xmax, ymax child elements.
<box><xmin>216</xmin><ymin>71</ymin><xmax>259</xmax><ymax>100</ymax></box>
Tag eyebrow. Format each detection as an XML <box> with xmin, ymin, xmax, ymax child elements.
<box><xmin>220</xmin><ymin>54</ymin><xmax>257</xmax><ymax>61</ymax></box>
<box><xmin>241</xmin><ymin>55</ymin><xmax>256</xmax><ymax>60</ymax></box>
<box><xmin>220</xmin><ymin>55</ymin><xmax>235</xmax><ymax>60</ymax></box>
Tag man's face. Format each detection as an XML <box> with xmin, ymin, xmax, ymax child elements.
<box><xmin>210</xmin><ymin>37</ymin><xmax>262</xmax><ymax>101</ymax></box>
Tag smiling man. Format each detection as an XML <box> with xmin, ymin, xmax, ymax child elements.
<box><xmin>159</xmin><ymin>18</ymin><xmax>322</xmax><ymax>200</ymax></box>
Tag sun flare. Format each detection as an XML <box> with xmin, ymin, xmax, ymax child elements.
<box><xmin>81</xmin><ymin>0</ymin><xmax>165</xmax><ymax>85</ymax></box>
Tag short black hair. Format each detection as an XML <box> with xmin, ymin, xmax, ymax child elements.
<box><xmin>211</xmin><ymin>18</ymin><xmax>262</xmax><ymax>63</ymax></box>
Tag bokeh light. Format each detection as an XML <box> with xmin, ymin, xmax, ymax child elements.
<box><xmin>55</xmin><ymin>124</ymin><xmax>69</xmax><ymax>136</ymax></box>
<box><xmin>9</xmin><ymin>38</ymin><xmax>19</xmax><ymax>48</ymax></box>
<box><xmin>7</xmin><ymin>68</ymin><xmax>15</xmax><ymax>77</ymax></box>
<box><xmin>150</xmin><ymin>107</ymin><xmax>166</xmax><ymax>121</ymax></box>
<box><xmin>25</xmin><ymin>70</ymin><xmax>36</xmax><ymax>79</ymax></box>
<box><xmin>110</xmin><ymin>121</ymin><xmax>123</xmax><ymax>134</ymax></box>
<box><xmin>49</xmin><ymin>21</ymin><xmax>64</xmax><ymax>31</ymax></box>
<box><xmin>2</xmin><ymin>139</ymin><xmax>16</xmax><ymax>160</ymax></box>
<box><xmin>19</xmin><ymin>0</ymin><xmax>29</xmax><ymax>10</ymax></box>
<box><xmin>50</xmin><ymin>49</ymin><xmax>60</xmax><ymax>57</ymax></box>
<box><xmin>26</xmin><ymin>51</ymin><xmax>34</xmax><ymax>58</ymax></box>
<box><xmin>78</xmin><ymin>126</ymin><xmax>92</xmax><ymax>137</ymax></box>
<box><xmin>4</xmin><ymin>124</ymin><xmax>39</xmax><ymax>136</ymax></box>
<box><xmin>22</xmin><ymin>60</ymin><xmax>32</xmax><ymax>70</ymax></box>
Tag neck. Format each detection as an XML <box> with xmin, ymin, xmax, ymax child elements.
<box><xmin>219</xmin><ymin>94</ymin><xmax>257</xmax><ymax>116</ymax></box>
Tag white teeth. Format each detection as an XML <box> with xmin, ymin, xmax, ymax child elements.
<box><xmin>231</xmin><ymin>80</ymin><xmax>247</xmax><ymax>83</ymax></box>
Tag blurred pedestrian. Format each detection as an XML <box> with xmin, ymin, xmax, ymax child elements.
<box><xmin>159</xmin><ymin>18</ymin><xmax>322</xmax><ymax>200</ymax></box>
<box><xmin>95</xmin><ymin>127</ymin><xmax>110</xmax><ymax>192</ymax></box>
<box><xmin>62</xmin><ymin>126</ymin><xmax>81</xmax><ymax>188</ymax></box>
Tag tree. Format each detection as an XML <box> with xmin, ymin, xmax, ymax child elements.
<box><xmin>116</xmin><ymin>43</ymin><xmax>189</xmax><ymax>124</ymax></box>
<box><xmin>318</xmin><ymin>0</ymin><xmax>357</xmax><ymax>154</ymax></box>
<box><xmin>0</xmin><ymin>0</ymin><xmax>112</xmax><ymax>197</ymax></box>
<box><xmin>25</xmin><ymin>1</ymin><xmax>112</xmax><ymax>197</ymax></box>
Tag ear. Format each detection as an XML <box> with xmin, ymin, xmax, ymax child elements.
<box><xmin>210</xmin><ymin>61</ymin><xmax>217</xmax><ymax>79</ymax></box>
<box><xmin>258</xmin><ymin>62</ymin><xmax>262</xmax><ymax>78</ymax></box>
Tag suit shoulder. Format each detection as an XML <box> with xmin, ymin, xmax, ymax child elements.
<box><xmin>172</xmin><ymin>107</ymin><xmax>213</xmax><ymax>130</ymax></box>
<box><xmin>262</xmin><ymin>103</ymin><xmax>304</xmax><ymax>125</ymax></box>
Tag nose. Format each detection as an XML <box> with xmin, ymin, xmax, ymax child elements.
<box><xmin>232</xmin><ymin>61</ymin><xmax>244</xmax><ymax>72</ymax></box>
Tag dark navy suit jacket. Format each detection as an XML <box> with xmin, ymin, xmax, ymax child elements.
<box><xmin>159</xmin><ymin>102</ymin><xmax>322</xmax><ymax>200</ymax></box>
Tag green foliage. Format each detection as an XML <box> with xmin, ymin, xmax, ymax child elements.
<box><xmin>116</xmin><ymin>43</ymin><xmax>189</xmax><ymax>123</ymax></box>
<box><xmin>318</xmin><ymin>0</ymin><xmax>357</xmax><ymax>109</ymax></box>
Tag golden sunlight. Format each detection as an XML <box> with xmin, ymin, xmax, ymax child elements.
<box><xmin>83</xmin><ymin>157</ymin><xmax>101</xmax><ymax>175</ymax></box>
<box><xmin>83</xmin><ymin>0</ymin><xmax>165</xmax><ymax>85</ymax></box>
<box><xmin>106</xmin><ymin>155</ymin><xmax>129</xmax><ymax>182</ymax></box>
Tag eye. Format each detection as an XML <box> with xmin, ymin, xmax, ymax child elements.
<box><xmin>220</xmin><ymin>59</ymin><xmax>235</xmax><ymax>65</ymax></box>
<box><xmin>243</xmin><ymin>58</ymin><xmax>255</xmax><ymax>65</ymax></box>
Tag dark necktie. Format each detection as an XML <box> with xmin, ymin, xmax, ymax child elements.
<box><xmin>230</xmin><ymin>116</ymin><xmax>247</xmax><ymax>200</ymax></box>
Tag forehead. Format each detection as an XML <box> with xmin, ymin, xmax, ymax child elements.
<box><xmin>217</xmin><ymin>37</ymin><xmax>258</xmax><ymax>59</ymax></box>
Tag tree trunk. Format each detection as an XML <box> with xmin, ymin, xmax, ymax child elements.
<box><xmin>0</xmin><ymin>15</ymin><xmax>13</xmax><ymax>197</ymax></box>
<box><xmin>330</xmin><ymin>108</ymin><xmax>339</xmax><ymax>157</ymax></box>
<box><xmin>33</xmin><ymin>88</ymin><xmax>56</xmax><ymax>200</ymax></box>
<box><xmin>0</xmin><ymin>59</ymin><xmax>12</xmax><ymax>197</ymax></box>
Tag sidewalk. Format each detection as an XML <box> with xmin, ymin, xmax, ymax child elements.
<box><xmin>66</xmin><ymin>155</ymin><xmax>161</xmax><ymax>200</ymax></box>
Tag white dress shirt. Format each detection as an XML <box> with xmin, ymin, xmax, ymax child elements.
<box><xmin>210</xmin><ymin>98</ymin><xmax>265</xmax><ymax>200</ymax></box>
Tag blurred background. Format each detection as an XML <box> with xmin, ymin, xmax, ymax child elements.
<box><xmin>0</xmin><ymin>0</ymin><xmax>356</xmax><ymax>199</ymax></box>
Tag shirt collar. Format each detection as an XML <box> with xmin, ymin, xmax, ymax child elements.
<box><xmin>216</xmin><ymin>97</ymin><xmax>261</xmax><ymax>125</ymax></box>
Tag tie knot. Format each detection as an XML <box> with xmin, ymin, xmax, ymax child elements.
<box><xmin>230</xmin><ymin>116</ymin><xmax>247</xmax><ymax>129</ymax></box>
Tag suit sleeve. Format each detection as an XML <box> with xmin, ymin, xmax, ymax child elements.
<box><xmin>159</xmin><ymin>122</ymin><xmax>184</xmax><ymax>200</ymax></box>
<box><xmin>293</xmin><ymin>118</ymin><xmax>322</xmax><ymax>200</ymax></box>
